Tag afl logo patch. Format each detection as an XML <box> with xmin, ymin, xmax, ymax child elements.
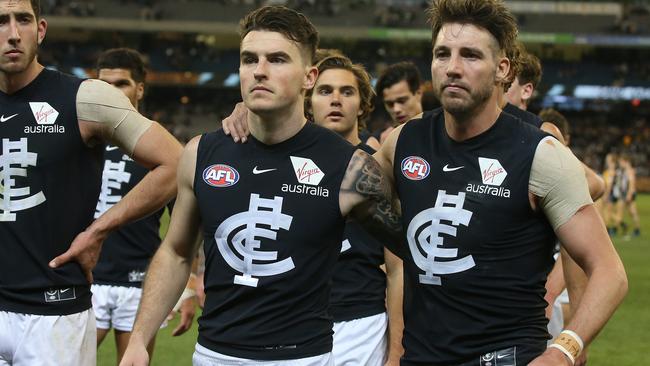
<box><xmin>401</xmin><ymin>156</ymin><xmax>430</xmax><ymax>180</ymax></box>
<box><xmin>203</xmin><ymin>164</ymin><xmax>239</xmax><ymax>187</ymax></box>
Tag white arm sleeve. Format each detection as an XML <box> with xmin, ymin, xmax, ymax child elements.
<box><xmin>529</xmin><ymin>136</ymin><xmax>593</xmax><ymax>230</ymax></box>
<box><xmin>76</xmin><ymin>79</ymin><xmax>153</xmax><ymax>154</ymax></box>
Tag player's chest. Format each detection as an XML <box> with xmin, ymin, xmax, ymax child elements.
<box><xmin>196</xmin><ymin>153</ymin><xmax>341</xmax><ymax>224</ymax></box>
<box><xmin>0</xmin><ymin>100</ymin><xmax>78</xmax><ymax>160</ymax></box>
<box><xmin>397</xmin><ymin>149</ymin><xmax>531</xmax><ymax>216</ymax></box>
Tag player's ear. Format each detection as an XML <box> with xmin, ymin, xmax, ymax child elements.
<box><xmin>136</xmin><ymin>82</ymin><xmax>145</xmax><ymax>102</ymax></box>
<box><xmin>304</xmin><ymin>66</ymin><xmax>318</xmax><ymax>91</ymax></box>
<box><xmin>37</xmin><ymin>18</ymin><xmax>47</xmax><ymax>45</ymax></box>
<box><xmin>495</xmin><ymin>54</ymin><xmax>510</xmax><ymax>84</ymax></box>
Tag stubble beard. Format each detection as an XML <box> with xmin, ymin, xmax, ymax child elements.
<box><xmin>438</xmin><ymin>81</ymin><xmax>494</xmax><ymax>122</ymax></box>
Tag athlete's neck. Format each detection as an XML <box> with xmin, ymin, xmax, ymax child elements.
<box><xmin>497</xmin><ymin>88</ymin><xmax>527</xmax><ymax>111</ymax></box>
<box><xmin>248</xmin><ymin>103</ymin><xmax>308</xmax><ymax>145</ymax></box>
<box><xmin>444</xmin><ymin>94</ymin><xmax>502</xmax><ymax>141</ymax></box>
<box><xmin>0</xmin><ymin>61</ymin><xmax>44</xmax><ymax>94</ymax></box>
<box><xmin>341</xmin><ymin>124</ymin><xmax>361</xmax><ymax>146</ymax></box>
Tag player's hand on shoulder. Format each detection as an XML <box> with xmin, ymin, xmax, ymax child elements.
<box><xmin>528</xmin><ymin>347</ymin><xmax>572</xmax><ymax>366</ymax></box>
<box><xmin>221</xmin><ymin>102</ymin><xmax>249</xmax><ymax>143</ymax></box>
<box><xmin>49</xmin><ymin>226</ymin><xmax>108</xmax><ymax>283</ymax></box>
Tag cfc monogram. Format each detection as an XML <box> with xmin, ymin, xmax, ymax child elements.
<box><xmin>95</xmin><ymin>160</ymin><xmax>132</xmax><ymax>218</ymax></box>
<box><xmin>215</xmin><ymin>194</ymin><xmax>295</xmax><ymax>287</ymax></box>
<box><xmin>407</xmin><ymin>190</ymin><xmax>475</xmax><ymax>285</ymax></box>
<box><xmin>0</xmin><ymin>138</ymin><xmax>46</xmax><ymax>221</ymax></box>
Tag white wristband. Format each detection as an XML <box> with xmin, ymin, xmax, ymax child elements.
<box><xmin>561</xmin><ymin>330</ymin><xmax>584</xmax><ymax>350</ymax></box>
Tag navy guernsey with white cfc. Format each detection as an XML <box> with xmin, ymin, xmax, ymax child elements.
<box><xmin>503</xmin><ymin>102</ymin><xmax>542</xmax><ymax>128</ymax></box>
<box><xmin>394</xmin><ymin>110</ymin><xmax>556</xmax><ymax>365</ymax></box>
<box><xmin>92</xmin><ymin>146</ymin><xmax>165</xmax><ymax>287</ymax></box>
<box><xmin>0</xmin><ymin>69</ymin><xmax>103</xmax><ymax>315</ymax></box>
<box><xmin>194</xmin><ymin>122</ymin><xmax>356</xmax><ymax>360</ymax></box>
<box><xmin>330</xmin><ymin>143</ymin><xmax>386</xmax><ymax>322</ymax></box>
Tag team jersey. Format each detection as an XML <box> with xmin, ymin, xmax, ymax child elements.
<box><xmin>330</xmin><ymin>143</ymin><xmax>386</xmax><ymax>322</ymax></box>
<box><xmin>194</xmin><ymin>122</ymin><xmax>356</xmax><ymax>360</ymax></box>
<box><xmin>92</xmin><ymin>145</ymin><xmax>165</xmax><ymax>287</ymax></box>
<box><xmin>503</xmin><ymin>102</ymin><xmax>543</xmax><ymax>128</ymax></box>
<box><xmin>0</xmin><ymin>69</ymin><xmax>103</xmax><ymax>315</ymax></box>
<box><xmin>610</xmin><ymin>167</ymin><xmax>625</xmax><ymax>201</ymax></box>
<box><xmin>394</xmin><ymin>110</ymin><xmax>556</xmax><ymax>365</ymax></box>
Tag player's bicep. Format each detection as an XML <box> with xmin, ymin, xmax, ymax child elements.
<box><xmin>529</xmin><ymin>136</ymin><xmax>592</xmax><ymax>231</ymax></box>
<box><xmin>162</xmin><ymin>137</ymin><xmax>202</xmax><ymax>259</ymax></box>
<box><xmin>555</xmin><ymin>205</ymin><xmax>617</xmax><ymax>275</ymax></box>
<box><xmin>76</xmin><ymin>79</ymin><xmax>158</xmax><ymax>155</ymax></box>
<box><xmin>129</xmin><ymin>122</ymin><xmax>182</xmax><ymax>170</ymax></box>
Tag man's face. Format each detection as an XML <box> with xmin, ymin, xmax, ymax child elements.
<box><xmin>311</xmin><ymin>68</ymin><xmax>361</xmax><ymax>137</ymax></box>
<box><xmin>98</xmin><ymin>68</ymin><xmax>143</xmax><ymax>108</ymax></box>
<box><xmin>505</xmin><ymin>76</ymin><xmax>533</xmax><ymax>110</ymax></box>
<box><xmin>239</xmin><ymin>30</ymin><xmax>316</xmax><ymax>116</ymax></box>
<box><xmin>431</xmin><ymin>23</ymin><xmax>508</xmax><ymax>118</ymax></box>
<box><xmin>0</xmin><ymin>0</ymin><xmax>46</xmax><ymax>75</ymax></box>
<box><xmin>382</xmin><ymin>79</ymin><xmax>422</xmax><ymax>124</ymax></box>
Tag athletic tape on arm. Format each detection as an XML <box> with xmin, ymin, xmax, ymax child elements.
<box><xmin>76</xmin><ymin>79</ymin><xmax>153</xmax><ymax>154</ymax></box>
<box><xmin>529</xmin><ymin>136</ymin><xmax>593</xmax><ymax>230</ymax></box>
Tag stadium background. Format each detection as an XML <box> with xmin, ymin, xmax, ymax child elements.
<box><xmin>38</xmin><ymin>0</ymin><xmax>647</xmax><ymax>364</ymax></box>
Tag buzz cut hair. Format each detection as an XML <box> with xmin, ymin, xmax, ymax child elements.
<box><xmin>239</xmin><ymin>5</ymin><xmax>319</xmax><ymax>65</ymax></box>
<box><xmin>96</xmin><ymin>48</ymin><xmax>147</xmax><ymax>83</ymax></box>
<box><xmin>25</xmin><ymin>0</ymin><xmax>41</xmax><ymax>19</ymax></box>
<box><xmin>376</xmin><ymin>61</ymin><xmax>422</xmax><ymax>98</ymax></box>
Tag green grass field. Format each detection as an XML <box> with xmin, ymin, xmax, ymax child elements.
<box><xmin>98</xmin><ymin>195</ymin><xmax>650</xmax><ymax>365</ymax></box>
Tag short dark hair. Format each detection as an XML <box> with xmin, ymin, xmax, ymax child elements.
<box><xmin>239</xmin><ymin>6</ymin><xmax>319</xmax><ymax>65</ymax></box>
<box><xmin>30</xmin><ymin>0</ymin><xmax>41</xmax><ymax>19</ymax></box>
<box><xmin>96</xmin><ymin>48</ymin><xmax>147</xmax><ymax>83</ymax></box>
<box><xmin>376</xmin><ymin>61</ymin><xmax>422</xmax><ymax>97</ymax></box>
<box><xmin>306</xmin><ymin>54</ymin><xmax>375</xmax><ymax>130</ymax></box>
<box><xmin>517</xmin><ymin>51</ymin><xmax>542</xmax><ymax>89</ymax></box>
<box><xmin>539</xmin><ymin>108</ymin><xmax>569</xmax><ymax>141</ymax></box>
<box><xmin>428</xmin><ymin>0</ymin><xmax>518</xmax><ymax>58</ymax></box>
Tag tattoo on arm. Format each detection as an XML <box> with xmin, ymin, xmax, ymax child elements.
<box><xmin>342</xmin><ymin>150</ymin><xmax>403</xmax><ymax>253</ymax></box>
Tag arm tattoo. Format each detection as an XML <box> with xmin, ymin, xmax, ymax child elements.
<box><xmin>342</xmin><ymin>150</ymin><xmax>404</xmax><ymax>253</ymax></box>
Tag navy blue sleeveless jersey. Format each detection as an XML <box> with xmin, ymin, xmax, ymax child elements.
<box><xmin>330</xmin><ymin>143</ymin><xmax>386</xmax><ymax>322</ymax></box>
<box><xmin>194</xmin><ymin>122</ymin><xmax>356</xmax><ymax>360</ymax></box>
<box><xmin>0</xmin><ymin>69</ymin><xmax>103</xmax><ymax>315</ymax></box>
<box><xmin>394</xmin><ymin>110</ymin><xmax>556</xmax><ymax>365</ymax></box>
<box><xmin>92</xmin><ymin>146</ymin><xmax>164</xmax><ymax>287</ymax></box>
<box><xmin>503</xmin><ymin>103</ymin><xmax>543</xmax><ymax>128</ymax></box>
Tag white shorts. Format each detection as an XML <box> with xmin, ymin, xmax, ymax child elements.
<box><xmin>92</xmin><ymin>284</ymin><xmax>167</xmax><ymax>332</ymax></box>
<box><xmin>192</xmin><ymin>343</ymin><xmax>333</xmax><ymax>366</ymax></box>
<box><xmin>0</xmin><ymin>309</ymin><xmax>96</xmax><ymax>366</ymax></box>
<box><xmin>332</xmin><ymin>312</ymin><xmax>388</xmax><ymax>366</ymax></box>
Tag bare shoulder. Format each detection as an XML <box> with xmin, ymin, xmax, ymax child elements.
<box><xmin>178</xmin><ymin>136</ymin><xmax>202</xmax><ymax>188</ymax></box>
<box><xmin>540</xmin><ymin>121</ymin><xmax>565</xmax><ymax>145</ymax></box>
